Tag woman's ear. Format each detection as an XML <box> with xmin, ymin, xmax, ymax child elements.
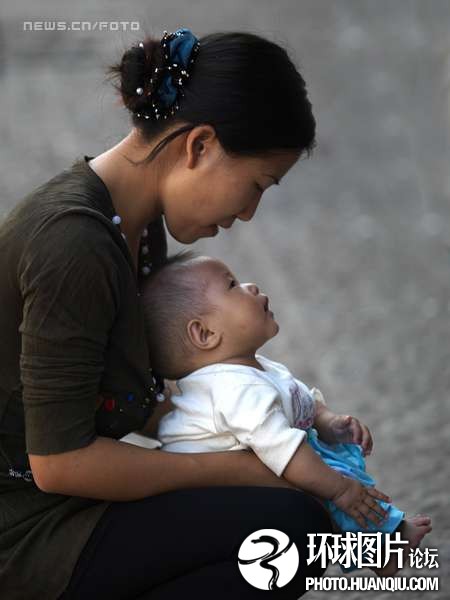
<box><xmin>187</xmin><ymin>318</ymin><xmax>222</xmax><ymax>351</ymax></box>
<box><xmin>185</xmin><ymin>125</ymin><xmax>218</xmax><ymax>169</ymax></box>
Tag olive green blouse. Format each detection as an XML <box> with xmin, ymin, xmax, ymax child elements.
<box><xmin>0</xmin><ymin>155</ymin><xmax>167</xmax><ymax>599</ymax></box>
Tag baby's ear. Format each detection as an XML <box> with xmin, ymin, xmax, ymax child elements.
<box><xmin>186</xmin><ymin>318</ymin><xmax>221</xmax><ymax>350</ymax></box>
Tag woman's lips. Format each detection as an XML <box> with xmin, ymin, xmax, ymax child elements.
<box><xmin>216</xmin><ymin>218</ymin><xmax>235</xmax><ymax>230</ymax></box>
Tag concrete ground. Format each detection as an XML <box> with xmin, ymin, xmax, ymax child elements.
<box><xmin>1</xmin><ymin>1</ymin><xmax>449</xmax><ymax>598</ymax></box>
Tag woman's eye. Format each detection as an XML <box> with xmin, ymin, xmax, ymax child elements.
<box><xmin>255</xmin><ymin>183</ymin><xmax>263</xmax><ymax>193</ymax></box>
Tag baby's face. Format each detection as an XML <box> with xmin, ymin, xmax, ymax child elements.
<box><xmin>194</xmin><ymin>258</ymin><xmax>279</xmax><ymax>353</ymax></box>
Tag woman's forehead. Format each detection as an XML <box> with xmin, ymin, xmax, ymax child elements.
<box><xmin>240</xmin><ymin>150</ymin><xmax>300</xmax><ymax>181</ymax></box>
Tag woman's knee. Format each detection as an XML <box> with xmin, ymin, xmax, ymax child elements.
<box><xmin>233</xmin><ymin>486</ymin><xmax>331</xmax><ymax>534</ymax></box>
<box><xmin>233</xmin><ymin>487</ymin><xmax>331</xmax><ymax>579</ymax></box>
<box><xmin>272</xmin><ymin>487</ymin><xmax>331</xmax><ymax>532</ymax></box>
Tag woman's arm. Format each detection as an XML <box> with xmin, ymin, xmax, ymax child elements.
<box><xmin>29</xmin><ymin>438</ymin><xmax>294</xmax><ymax>501</ymax></box>
<box><xmin>135</xmin><ymin>389</ymin><xmax>175</xmax><ymax>438</ymax></box>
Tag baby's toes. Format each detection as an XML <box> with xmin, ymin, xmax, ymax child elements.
<box><xmin>411</xmin><ymin>515</ymin><xmax>432</xmax><ymax>527</ymax></box>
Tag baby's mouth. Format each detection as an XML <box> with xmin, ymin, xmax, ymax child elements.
<box><xmin>263</xmin><ymin>297</ymin><xmax>269</xmax><ymax>312</ymax></box>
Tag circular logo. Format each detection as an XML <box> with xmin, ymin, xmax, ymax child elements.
<box><xmin>238</xmin><ymin>528</ymin><xmax>299</xmax><ymax>590</ymax></box>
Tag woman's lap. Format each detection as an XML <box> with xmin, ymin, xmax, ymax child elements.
<box><xmin>59</xmin><ymin>486</ymin><xmax>331</xmax><ymax>600</ymax></box>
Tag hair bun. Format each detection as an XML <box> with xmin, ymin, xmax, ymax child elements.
<box><xmin>107</xmin><ymin>38</ymin><xmax>163</xmax><ymax>113</ymax></box>
<box><xmin>106</xmin><ymin>31</ymin><xmax>316</xmax><ymax>163</ymax></box>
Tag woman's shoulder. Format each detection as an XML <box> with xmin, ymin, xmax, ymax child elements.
<box><xmin>1</xmin><ymin>156</ymin><xmax>116</xmax><ymax>242</ymax></box>
<box><xmin>3</xmin><ymin>158</ymin><xmax>127</xmax><ymax>267</ymax></box>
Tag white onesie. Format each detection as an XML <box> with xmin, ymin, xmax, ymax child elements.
<box><xmin>157</xmin><ymin>354</ymin><xmax>324</xmax><ymax>477</ymax></box>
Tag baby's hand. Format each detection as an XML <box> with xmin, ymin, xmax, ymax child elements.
<box><xmin>332</xmin><ymin>477</ymin><xmax>391</xmax><ymax>529</ymax></box>
<box><xmin>328</xmin><ymin>414</ymin><xmax>373</xmax><ymax>456</ymax></box>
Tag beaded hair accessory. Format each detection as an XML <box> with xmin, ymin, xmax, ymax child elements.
<box><xmin>134</xmin><ymin>28</ymin><xmax>200</xmax><ymax>121</ymax></box>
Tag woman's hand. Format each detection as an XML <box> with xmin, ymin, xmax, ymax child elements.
<box><xmin>331</xmin><ymin>477</ymin><xmax>391</xmax><ymax>529</ymax></box>
<box><xmin>137</xmin><ymin>381</ymin><xmax>175</xmax><ymax>438</ymax></box>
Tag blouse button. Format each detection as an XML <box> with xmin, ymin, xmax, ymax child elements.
<box><xmin>104</xmin><ymin>398</ymin><xmax>116</xmax><ymax>411</ymax></box>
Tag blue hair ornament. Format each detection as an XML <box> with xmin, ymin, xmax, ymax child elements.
<box><xmin>157</xmin><ymin>28</ymin><xmax>199</xmax><ymax>108</ymax></box>
<box><xmin>134</xmin><ymin>28</ymin><xmax>200</xmax><ymax>121</ymax></box>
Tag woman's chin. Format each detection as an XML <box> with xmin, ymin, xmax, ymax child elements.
<box><xmin>196</xmin><ymin>225</ymin><xmax>220</xmax><ymax>241</ymax></box>
<box><xmin>166</xmin><ymin>227</ymin><xmax>198</xmax><ymax>245</ymax></box>
<box><xmin>167</xmin><ymin>223</ymin><xmax>219</xmax><ymax>244</ymax></box>
<box><xmin>194</xmin><ymin>225</ymin><xmax>219</xmax><ymax>240</ymax></box>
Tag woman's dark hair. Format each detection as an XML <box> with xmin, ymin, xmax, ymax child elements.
<box><xmin>106</xmin><ymin>31</ymin><xmax>316</xmax><ymax>165</ymax></box>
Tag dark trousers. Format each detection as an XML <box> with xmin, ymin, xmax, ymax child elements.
<box><xmin>59</xmin><ymin>486</ymin><xmax>331</xmax><ymax>599</ymax></box>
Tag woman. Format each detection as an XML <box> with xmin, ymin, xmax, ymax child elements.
<box><xmin>0</xmin><ymin>28</ymin><xmax>331</xmax><ymax>599</ymax></box>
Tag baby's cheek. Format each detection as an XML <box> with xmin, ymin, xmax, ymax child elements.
<box><xmin>236</xmin><ymin>311</ymin><xmax>256</xmax><ymax>332</ymax></box>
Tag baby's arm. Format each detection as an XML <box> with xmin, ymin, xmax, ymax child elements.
<box><xmin>215</xmin><ymin>383</ymin><xmax>387</xmax><ymax>527</ymax></box>
<box><xmin>312</xmin><ymin>388</ymin><xmax>373</xmax><ymax>455</ymax></box>
<box><xmin>312</xmin><ymin>389</ymin><xmax>339</xmax><ymax>443</ymax></box>
<box><xmin>282</xmin><ymin>441</ymin><xmax>389</xmax><ymax>528</ymax></box>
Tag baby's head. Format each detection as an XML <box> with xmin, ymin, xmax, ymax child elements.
<box><xmin>141</xmin><ymin>252</ymin><xmax>279</xmax><ymax>380</ymax></box>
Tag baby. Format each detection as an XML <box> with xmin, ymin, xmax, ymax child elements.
<box><xmin>141</xmin><ymin>251</ymin><xmax>432</xmax><ymax>576</ymax></box>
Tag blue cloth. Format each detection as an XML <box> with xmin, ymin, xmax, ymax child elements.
<box><xmin>307</xmin><ymin>427</ymin><xmax>405</xmax><ymax>571</ymax></box>
<box><xmin>158</xmin><ymin>28</ymin><xmax>198</xmax><ymax>108</ymax></box>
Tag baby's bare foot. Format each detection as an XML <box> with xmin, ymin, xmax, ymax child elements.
<box><xmin>372</xmin><ymin>515</ymin><xmax>432</xmax><ymax>577</ymax></box>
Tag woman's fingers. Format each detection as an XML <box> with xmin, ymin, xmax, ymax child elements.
<box><xmin>364</xmin><ymin>497</ymin><xmax>388</xmax><ymax>521</ymax></box>
<box><xmin>359</xmin><ymin>503</ymin><xmax>383</xmax><ymax>525</ymax></box>
<box><xmin>344</xmin><ymin>485</ymin><xmax>392</xmax><ymax>529</ymax></box>
<box><xmin>164</xmin><ymin>379</ymin><xmax>179</xmax><ymax>397</ymax></box>
<box><xmin>352</xmin><ymin>496</ymin><xmax>388</xmax><ymax>528</ymax></box>
<box><xmin>350</xmin><ymin>509</ymin><xmax>368</xmax><ymax>529</ymax></box>
<box><xmin>367</xmin><ymin>486</ymin><xmax>391</xmax><ymax>504</ymax></box>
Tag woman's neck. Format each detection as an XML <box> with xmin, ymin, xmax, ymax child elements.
<box><xmin>88</xmin><ymin>129</ymin><xmax>163</xmax><ymax>246</ymax></box>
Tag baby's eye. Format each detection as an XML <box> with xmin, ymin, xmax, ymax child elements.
<box><xmin>229</xmin><ymin>279</ymin><xmax>237</xmax><ymax>288</ymax></box>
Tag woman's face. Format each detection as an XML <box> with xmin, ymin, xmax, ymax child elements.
<box><xmin>159</xmin><ymin>125</ymin><xmax>300</xmax><ymax>244</ymax></box>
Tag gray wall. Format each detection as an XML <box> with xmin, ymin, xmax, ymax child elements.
<box><xmin>1</xmin><ymin>2</ymin><xmax>448</xmax><ymax>597</ymax></box>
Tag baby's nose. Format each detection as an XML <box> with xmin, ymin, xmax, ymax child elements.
<box><xmin>247</xmin><ymin>283</ymin><xmax>260</xmax><ymax>295</ymax></box>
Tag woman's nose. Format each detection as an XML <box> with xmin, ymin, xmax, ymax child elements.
<box><xmin>236</xmin><ymin>197</ymin><xmax>260</xmax><ymax>222</ymax></box>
